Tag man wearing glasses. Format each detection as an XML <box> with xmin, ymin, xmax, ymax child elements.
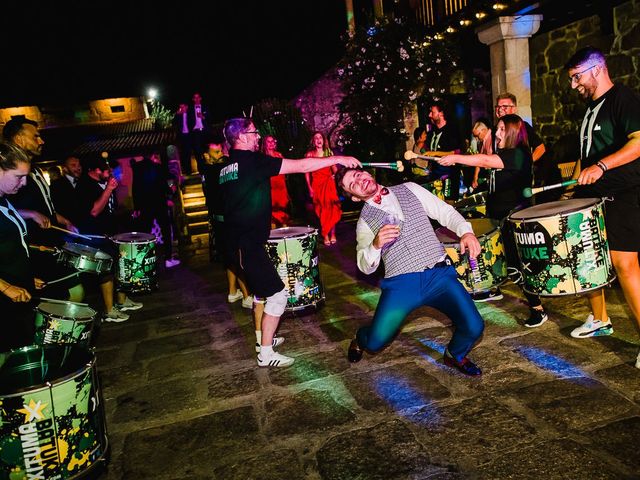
<box><xmin>564</xmin><ymin>46</ymin><xmax>640</xmax><ymax>370</ymax></box>
<box><xmin>220</xmin><ymin>118</ymin><xmax>361</xmax><ymax>368</ymax></box>
<box><xmin>494</xmin><ymin>93</ymin><xmax>546</xmax><ymax>163</ymax></box>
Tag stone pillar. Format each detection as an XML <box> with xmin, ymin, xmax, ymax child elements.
<box><xmin>373</xmin><ymin>0</ymin><xmax>383</xmax><ymax>19</ymax></box>
<box><xmin>403</xmin><ymin>103</ymin><xmax>419</xmax><ymax>152</ymax></box>
<box><xmin>476</xmin><ymin>15</ymin><xmax>542</xmax><ymax>124</ymax></box>
<box><xmin>345</xmin><ymin>0</ymin><xmax>355</xmax><ymax>35</ymax></box>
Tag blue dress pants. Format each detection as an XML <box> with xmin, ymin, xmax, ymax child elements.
<box><xmin>356</xmin><ymin>266</ymin><xmax>484</xmax><ymax>361</ymax></box>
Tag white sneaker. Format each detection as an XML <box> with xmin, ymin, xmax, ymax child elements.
<box><xmin>570</xmin><ymin>314</ymin><xmax>613</xmax><ymax>338</ymax></box>
<box><xmin>257</xmin><ymin>351</ymin><xmax>294</xmax><ymax>368</ymax></box>
<box><xmin>241</xmin><ymin>296</ymin><xmax>253</xmax><ymax>309</ymax></box>
<box><xmin>104</xmin><ymin>308</ymin><xmax>129</xmax><ymax>323</ymax></box>
<box><xmin>165</xmin><ymin>258</ymin><xmax>181</xmax><ymax>268</ymax></box>
<box><xmin>116</xmin><ymin>297</ymin><xmax>143</xmax><ymax>311</ymax></box>
<box><xmin>255</xmin><ymin>336</ymin><xmax>285</xmax><ymax>353</ymax></box>
<box><xmin>227</xmin><ymin>290</ymin><xmax>243</xmax><ymax>303</ymax></box>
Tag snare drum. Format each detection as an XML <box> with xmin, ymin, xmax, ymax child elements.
<box><xmin>507</xmin><ymin>198</ymin><xmax>615</xmax><ymax>296</ymax></box>
<box><xmin>34</xmin><ymin>300</ymin><xmax>97</xmax><ymax>347</ymax></box>
<box><xmin>454</xmin><ymin>192</ymin><xmax>487</xmax><ymax>219</ymax></box>
<box><xmin>265</xmin><ymin>227</ymin><xmax>324</xmax><ymax>311</ymax></box>
<box><xmin>58</xmin><ymin>242</ymin><xmax>113</xmax><ymax>274</ymax></box>
<box><xmin>436</xmin><ymin>218</ymin><xmax>508</xmax><ymax>293</ymax></box>
<box><xmin>112</xmin><ymin>232</ymin><xmax>157</xmax><ymax>293</ymax></box>
<box><xmin>0</xmin><ymin>345</ymin><xmax>108</xmax><ymax>479</ymax></box>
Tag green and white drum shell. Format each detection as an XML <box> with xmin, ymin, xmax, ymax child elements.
<box><xmin>112</xmin><ymin>232</ymin><xmax>158</xmax><ymax>293</ymax></box>
<box><xmin>507</xmin><ymin>198</ymin><xmax>614</xmax><ymax>296</ymax></box>
<box><xmin>436</xmin><ymin>218</ymin><xmax>508</xmax><ymax>294</ymax></box>
<box><xmin>34</xmin><ymin>301</ymin><xmax>97</xmax><ymax>347</ymax></box>
<box><xmin>265</xmin><ymin>227</ymin><xmax>325</xmax><ymax>311</ymax></box>
<box><xmin>0</xmin><ymin>345</ymin><xmax>108</xmax><ymax>479</ymax></box>
<box><xmin>59</xmin><ymin>243</ymin><xmax>112</xmax><ymax>275</ymax></box>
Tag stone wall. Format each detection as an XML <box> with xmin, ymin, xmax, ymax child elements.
<box><xmin>530</xmin><ymin>0</ymin><xmax>640</xmax><ymax>156</ymax></box>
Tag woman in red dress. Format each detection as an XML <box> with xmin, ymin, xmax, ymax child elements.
<box><xmin>305</xmin><ymin>131</ymin><xmax>341</xmax><ymax>245</ymax></box>
<box><xmin>261</xmin><ymin>135</ymin><xmax>290</xmax><ymax>228</ymax></box>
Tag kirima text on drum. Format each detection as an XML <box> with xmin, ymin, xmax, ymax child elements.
<box><xmin>507</xmin><ymin>198</ymin><xmax>615</xmax><ymax>296</ymax></box>
<box><xmin>34</xmin><ymin>300</ymin><xmax>97</xmax><ymax>347</ymax></box>
<box><xmin>0</xmin><ymin>345</ymin><xmax>108</xmax><ymax>479</ymax></box>
<box><xmin>265</xmin><ymin>227</ymin><xmax>324</xmax><ymax>311</ymax></box>
<box><xmin>111</xmin><ymin>232</ymin><xmax>158</xmax><ymax>293</ymax></box>
<box><xmin>436</xmin><ymin>218</ymin><xmax>508</xmax><ymax>294</ymax></box>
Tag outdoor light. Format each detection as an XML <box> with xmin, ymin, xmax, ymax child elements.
<box><xmin>475</xmin><ymin>11</ymin><xmax>487</xmax><ymax>19</ymax></box>
<box><xmin>446</xmin><ymin>26</ymin><xmax>456</xmax><ymax>33</ymax></box>
<box><xmin>147</xmin><ymin>87</ymin><xmax>158</xmax><ymax>100</ymax></box>
<box><xmin>460</xmin><ymin>19</ymin><xmax>472</xmax><ymax>26</ymax></box>
<box><xmin>493</xmin><ymin>3</ymin><xmax>507</xmax><ymax>10</ymax></box>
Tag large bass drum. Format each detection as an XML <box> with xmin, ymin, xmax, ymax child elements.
<box><xmin>265</xmin><ymin>227</ymin><xmax>324</xmax><ymax>311</ymax></box>
<box><xmin>507</xmin><ymin>198</ymin><xmax>615</xmax><ymax>296</ymax></box>
<box><xmin>0</xmin><ymin>345</ymin><xmax>108</xmax><ymax>479</ymax></box>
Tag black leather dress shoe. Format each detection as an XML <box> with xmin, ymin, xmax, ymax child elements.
<box><xmin>348</xmin><ymin>339</ymin><xmax>364</xmax><ymax>363</ymax></box>
<box><xmin>443</xmin><ymin>354</ymin><xmax>482</xmax><ymax>376</ymax></box>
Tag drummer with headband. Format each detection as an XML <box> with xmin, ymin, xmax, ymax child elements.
<box><xmin>565</xmin><ymin>46</ymin><xmax>640</xmax><ymax>364</ymax></box>
<box><xmin>220</xmin><ymin>118</ymin><xmax>361</xmax><ymax>368</ymax></box>
<box><xmin>335</xmin><ymin>167</ymin><xmax>484</xmax><ymax>376</ymax></box>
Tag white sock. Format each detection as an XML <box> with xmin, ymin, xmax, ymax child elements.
<box><xmin>261</xmin><ymin>345</ymin><xmax>273</xmax><ymax>358</ymax></box>
<box><xmin>255</xmin><ymin>330</ymin><xmax>262</xmax><ymax>344</ymax></box>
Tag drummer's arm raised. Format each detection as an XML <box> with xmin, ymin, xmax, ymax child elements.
<box><xmin>91</xmin><ymin>179</ymin><xmax>117</xmax><ymax>217</ymax></box>
<box><xmin>279</xmin><ymin>156</ymin><xmax>361</xmax><ymax>175</ymax></box>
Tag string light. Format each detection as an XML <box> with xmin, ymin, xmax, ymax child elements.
<box><xmin>459</xmin><ymin>19</ymin><xmax>472</xmax><ymax>26</ymax></box>
<box><xmin>492</xmin><ymin>3</ymin><xmax>507</xmax><ymax>10</ymax></box>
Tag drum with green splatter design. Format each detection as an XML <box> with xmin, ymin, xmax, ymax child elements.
<box><xmin>436</xmin><ymin>218</ymin><xmax>507</xmax><ymax>293</ymax></box>
<box><xmin>112</xmin><ymin>232</ymin><xmax>158</xmax><ymax>293</ymax></box>
<box><xmin>0</xmin><ymin>345</ymin><xmax>108</xmax><ymax>479</ymax></box>
<box><xmin>507</xmin><ymin>198</ymin><xmax>614</xmax><ymax>296</ymax></box>
<box><xmin>34</xmin><ymin>301</ymin><xmax>96</xmax><ymax>347</ymax></box>
<box><xmin>265</xmin><ymin>227</ymin><xmax>324</xmax><ymax>311</ymax></box>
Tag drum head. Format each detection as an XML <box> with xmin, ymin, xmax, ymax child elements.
<box><xmin>112</xmin><ymin>232</ymin><xmax>156</xmax><ymax>244</ymax></box>
<box><xmin>509</xmin><ymin>198</ymin><xmax>601</xmax><ymax>221</ymax></box>
<box><xmin>469</xmin><ymin>218</ymin><xmax>499</xmax><ymax>237</ymax></box>
<box><xmin>269</xmin><ymin>226</ymin><xmax>316</xmax><ymax>240</ymax></box>
<box><xmin>63</xmin><ymin>242</ymin><xmax>112</xmax><ymax>260</ymax></box>
<box><xmin>0</xmin><ymin>345</ymin><xmax>93</xmax><ymax>395</ymax></box>
<box><xmin>38</xmin><ymin>301</ymin><xmax>96</xmax><ymax>321</ymax></box>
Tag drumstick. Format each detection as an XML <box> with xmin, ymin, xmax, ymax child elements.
<box><xmin>29</xmin><ymin>244</ymin><xmax>59</xmax><ymax>253</ymax></box>
<box><xmin>404</xmin><ymin>150</ymin><xmax>454</xmax><ymax>161</ymax></box>
<box><xmin>361</xmin><ymin>161</ymin><xmax>405</xmax><ymax>172</ymax></box>
<box><xmin>36</xmin><ymin>296</ymin><xmax>90</xmax><ymax>307</ymax></box>
<box><xmin>50</xmin><ymin>225</ymin><xmax>93</xmax><ymax>241</ymax></box>
<box><xmin>42</xmin><ymin>271</ymin><xmax>80</xmax><ymax>287</ymax></box>
<box><xmin>523</xmin><ymin>180</ymin><xmax>578</xmax><ymax>198</ymax></box>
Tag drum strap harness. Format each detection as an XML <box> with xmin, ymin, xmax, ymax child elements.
<box><xmin>31</xmin><ymin>168</ymin><xmax>56</xmax><ymax>216</ymax></box>
<box><xmin>0</xmin><ymin>198</ymin><xmax>29</xmax><ymax>257</ymax></box>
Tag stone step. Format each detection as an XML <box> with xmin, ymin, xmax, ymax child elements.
<box><xmin>188</xmin><ymin>221</ymin><xmax>209</xmax><ymax>235</ymax></box>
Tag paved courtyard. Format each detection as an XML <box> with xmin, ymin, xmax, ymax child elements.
<box><xmin>93</xmin><ymin>221</ymin><xmax>640</xmax><ymax>480</ymax></box>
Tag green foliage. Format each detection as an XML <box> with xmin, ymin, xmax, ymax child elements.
<box><xmin>337</xmin><ymin>17</ymin><xmax>460</xmax><ymax>160</ymax></box>
<box><xmin>150</xmin><ymin>101</ymin><xmax>174</xmax><ymax>129</ymax></box>
<box><xmin>252</xmin><ymin>98</ymin><xmax>311</xmax><ymax>158</ymax></box>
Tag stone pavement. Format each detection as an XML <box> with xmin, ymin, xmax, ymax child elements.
<box><xmin>93</xmin><ymin>222</ymin><xmax>640</xmax><ymax>480</ymax></box>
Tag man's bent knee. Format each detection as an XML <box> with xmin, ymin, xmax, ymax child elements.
<box><xmin>263</xmin><ymin>288</ymin><xmax>288</xmax><ymax>317</ymax></box>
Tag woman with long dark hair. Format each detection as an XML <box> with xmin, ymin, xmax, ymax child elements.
<box><xmin>438</xmin><ymin>114</ymin><xmax>547</xmax><ymax>327</ymax></box>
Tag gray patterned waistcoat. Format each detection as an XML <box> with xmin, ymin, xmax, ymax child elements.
<box><xmin>361</xmin><ymin>184</ymin><xmax>445</xmax><ymax>278</ymax></box>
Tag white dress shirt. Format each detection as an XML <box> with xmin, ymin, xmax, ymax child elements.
<box><xmin>356</xmin><ymin>182</ymin><xmax>473</xmax><ymax>275</ymax></box>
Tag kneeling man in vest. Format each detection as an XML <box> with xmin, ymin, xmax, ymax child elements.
<box><xmin>335</xmin><ymin>168</ymin><xmax>485</xmax><ymax>376</ymax></box>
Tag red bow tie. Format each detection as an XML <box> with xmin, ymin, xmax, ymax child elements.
<box><xmin>372</xmin><ymin>187</ymin><xmax>389</xmax><ymax>204</ymax></box>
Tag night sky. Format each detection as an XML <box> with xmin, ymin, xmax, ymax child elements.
<box><xmin>3</xmin><ymin>1</ymin><xmax>348</xmax><ymax>123</ymax></box>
